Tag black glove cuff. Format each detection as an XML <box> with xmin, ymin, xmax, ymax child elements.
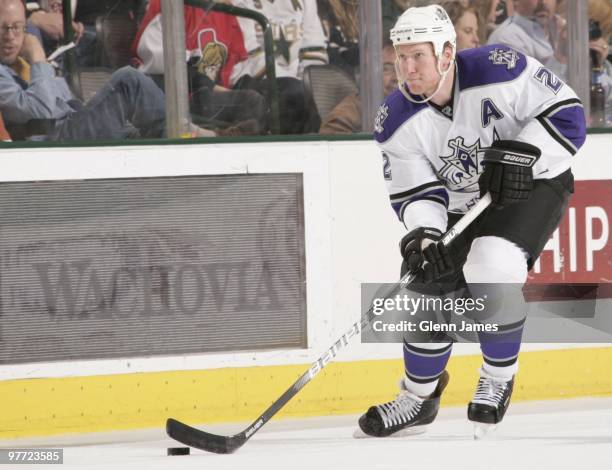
<box><xmin>399</xmin><ymin>226</ymin><xmax>443</xmax><ymax>257</ymax></box>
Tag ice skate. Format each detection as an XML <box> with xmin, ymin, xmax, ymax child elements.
<box><xmin>468</xmin><ymin>368</ymin><xmax>514</xmax><ymax>440</ymax></box>
<box><xmin>356</xmin><ymin>371</ymin><xmax>449</xmax><ymax>438</ymax></box>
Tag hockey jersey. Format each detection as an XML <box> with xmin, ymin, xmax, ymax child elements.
<box><xmin>375</xmin><ymin>44</ymin><xmax>586</xmax><ymax>233</ymax></box>
<box><xmin>232</xmin><ymin>0</ymin><xmax>328</xmax><ymax>79</ymax></box>
<box><xmin>131</xmin><ymin>0</ymin><xmax>248</xmax><ymax>88</ymax></box>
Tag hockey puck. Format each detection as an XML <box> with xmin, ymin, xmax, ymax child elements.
<box><xmin>167</xmin><ymin>447</ymin><xmax>190</xmax><ymax>456</ymax></box>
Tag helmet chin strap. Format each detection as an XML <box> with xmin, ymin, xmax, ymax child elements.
<box><xmin>397</xmin><ymin>56</ymin><xmax>455</xmax><ymax>104</ymax></box>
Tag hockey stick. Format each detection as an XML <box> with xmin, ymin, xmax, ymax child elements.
<box><xmin>167</xmin><ymin>192</ymin><xmax>493</xmax><ymax>454</ymax></box>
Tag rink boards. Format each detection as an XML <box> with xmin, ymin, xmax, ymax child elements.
<box><xmin>0</xmin><ymin>133</ymin><xmax>610</xmax><ymax>438</ymax></box>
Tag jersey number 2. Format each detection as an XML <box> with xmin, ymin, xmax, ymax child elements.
<box><xmin>382</xmin><ymin>153</ymin><xmax>392</xmax><ymax>180</ymax></box>
<box><xmin>534</xmin><ymin>68</ymin><xmax>563</xmax><ymax>94</ymax></box>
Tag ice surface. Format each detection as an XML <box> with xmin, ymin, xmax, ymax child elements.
<box><xmin>3</xmin><ymin>397</ymin><xmax>611</xmax><ymax>470</ymax></box>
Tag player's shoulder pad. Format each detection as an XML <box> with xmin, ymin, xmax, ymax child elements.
<box><xmin>374</xmin><ymin>88</ymin><xmax>428</xmax><ymax>144</ymax></box>
<box><xmin>457</xmin><ymin>44</ymin><xmax>528</xmax><ymax>91</ymax></box>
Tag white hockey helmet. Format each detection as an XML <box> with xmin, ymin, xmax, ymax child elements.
<box><xmin>390</xmin><ymin>4</ymin><xmax>457</xmax><ymax>59</ymax></box>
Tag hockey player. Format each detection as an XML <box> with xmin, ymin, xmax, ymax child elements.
<box><xmin>360</xmin><ymin>4</ymin><xmax>585</xmax><ymax>438</ymax></box>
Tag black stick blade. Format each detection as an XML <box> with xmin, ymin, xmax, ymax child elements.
<box><xmin>166</xmin><ymin>418</ymin><xmax>246</xmax><ymax>454</ymax></box>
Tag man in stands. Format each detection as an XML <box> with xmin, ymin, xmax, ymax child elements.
<box><xmin>487</xmin><ymin>0</ymin><xmax>565</xmax><ymax>69</ymax></box>
<box><xmin>319</xmin><ymin>41</ymin><xmax>397</xmax><ymax>135</ymax></box>
<box><xmin>26</xmin><ymin>0</ymin><xmax>96</xmax><ymax>67</ymax></box>
<box><xmin>232</xmin><ymin>0</ymin><xmax>328</xmax><ymax>134</ymax></box>
<box><xmin>132</xmin><ymin>0</ymin><xmax>265</xmax><ymax>134</ymax></box>
<box><xmin>0</xmin><ymin>0</ymin><xmax>200</xmax><ymax>141</ymax></box>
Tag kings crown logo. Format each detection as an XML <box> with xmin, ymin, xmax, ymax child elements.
<box><xmin>438</xmin><ymin>137</ymin><xmax>484</xmax><ymax>191</ymax></box>
<box><xmin>374</xmin><ymin>104</ymin><xmax>389</xmax><ymax>134</ymax></box>
<box><xmin>488</xmin><ymin>48</ymin><xmax>519</xmax><ymax>70</ymax></box>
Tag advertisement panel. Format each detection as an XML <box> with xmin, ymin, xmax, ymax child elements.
<box><xmin>0</xmin><ymin>174</ymin><xmax>306</xmax><ymax>364</ymax></box>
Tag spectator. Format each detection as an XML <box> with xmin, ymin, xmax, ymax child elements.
<box><xmin>487</xmin><ymin>0</ymin><xmax>564</xmax><ymax>68</ymax></box>
<box><xmin>26</xmin><ymin>0</ymin><xmax>97</xmax><ymax>67</ymax></box>
<box><xmin>439</xmin><ymin>1</ymin><xmax>480</xmax><ymax>51</ymax></box>
<box><xmin>0</xmin><ymin>0</ymin><xmax>208</xmax><ymax>141</ymax></box>
<box><xmin>319</xmin><ymin>42</ymin><xmax>397</xmax><ymax>135</ymax></box>
<box><xmin>232</xmin><ymin>0</ymin><xmax>328</xmax><ymax>134</ymax></box>
<box><xmin>485</xmin><ymin>0</ymin><xmax>610</xmax><ymax>127</ymax></box>
<box><xmin>134</xmin><ymin>0</ymin><xmax>248</xmax><ymax>88</ymax></box>
<box><xmin>317</xmin><ymin>0</ymin><xmax>359</xmax><ymax>78</ymax></box>
<box><xmin>30</xmin><ymin>0</ymin><xmax>82</xmax><ymax>40</ymax></box>
<box><xmin>587</xmin><ymin>0</ymin><xmax>611</xmax><ymax>44</ymax></box>
<box><xmin>233</xmin><ymin>0</ymin><xmax>328</xmax><ymax>78</ymax></box>
<box><xmin>528</xmin><ymin>0</ymin><xmax>612</xmax><ymax>125</ymax></box>
<box><xmin>132</xmin><ymin>0</ymin><xmax>265</xmax><ymax>133</ymax></box>
<box><xmin>586</xmin><ymin>0</ymin><xmax>611</xmax><ymax>73</ymax></box>
<box><xmin>471</xmin><ymin>0</ymin><xmax>514</xmax><ymax>44</ymax></box>
<box><xmin>549</xmin><ymin>0</ymin><xmax>611</xmax><ymax>65</ymax></box>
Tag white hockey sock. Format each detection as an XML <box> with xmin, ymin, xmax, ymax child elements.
<box><xmin>482</xmin><ymin>361</ymin><xmax>518</xmax><ymax>380</ymax></box>
<box><xmin>403</xmin><ymin>375</ymin><xmax>439</xmax><ymax>397</ymax></box>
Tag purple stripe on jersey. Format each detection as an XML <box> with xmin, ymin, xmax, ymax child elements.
<box><xmin>391</xmin><ymin>201</ymin><xmax>403</xmax><ymax>218</ymax></box>
<box><xmin>457</xmin><ymin>44</ymin><xmax>527</xmax><ymax>91</ymax></box>
<box><xmin>374</xmin><ymin>89</ymin><xmax>428</xmax><ymax>144</ymax></box>
<box><xmin>403</xmin><ymin>343</ymin><xmax>453</xmax><ymax>382</ymax></box>
<box><xmin>546</xmin><ymin>104</ymin><xmax>587</xmax><ymax>151</ymax></box>
<box><xmin>478</xmin><ymin>325</ymin><xmax>524</xmax><ymax>363</ymax></box>
<box><xmin>391</xmin><ymin>188</ymin><xmax>449</xmax><ymax>218</ymax></box>
<box><xmin>390</xmin><ymin>200</ymin><xmax>401</xmax><ymax>217</ymax></box>
<box><xmin>421</xmin><ymin>188</ymin><xmax>450</xmax><ymax>207</ymax></box>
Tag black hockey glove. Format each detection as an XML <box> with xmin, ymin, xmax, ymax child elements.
<box><xmin>421</xmin><ymin>241</ymin><xmax>455</xmax><ymax>283</ymax></box>
<box><xmin>400</xmin><ymin>227</ymin><xmax>455</xmax><ymax>283</ymax></box>
<box><xmin>400</xmin><ymin>227</ymin><xmax>443</xmax><ymax>273</ymax></box>
<box><xmin>478</xmin><ymin>140</ymin><xmax>541</xmax><ymax>208</ymax></box>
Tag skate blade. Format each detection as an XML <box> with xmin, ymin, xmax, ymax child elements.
<box><xmin>473</xmin><ymin>422</ymin><xmax>497</xmax><ymax>440</ymax></box>
<box><xmin>353</xmin><ymin>425</ymin><xmax>427</xmax><ymax>439</ymax></box>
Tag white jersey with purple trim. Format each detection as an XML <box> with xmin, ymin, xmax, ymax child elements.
<box><xmin>375</xmin><ymin>44</ymin><xmax>586</xmax><ymax>233</ymax></box>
